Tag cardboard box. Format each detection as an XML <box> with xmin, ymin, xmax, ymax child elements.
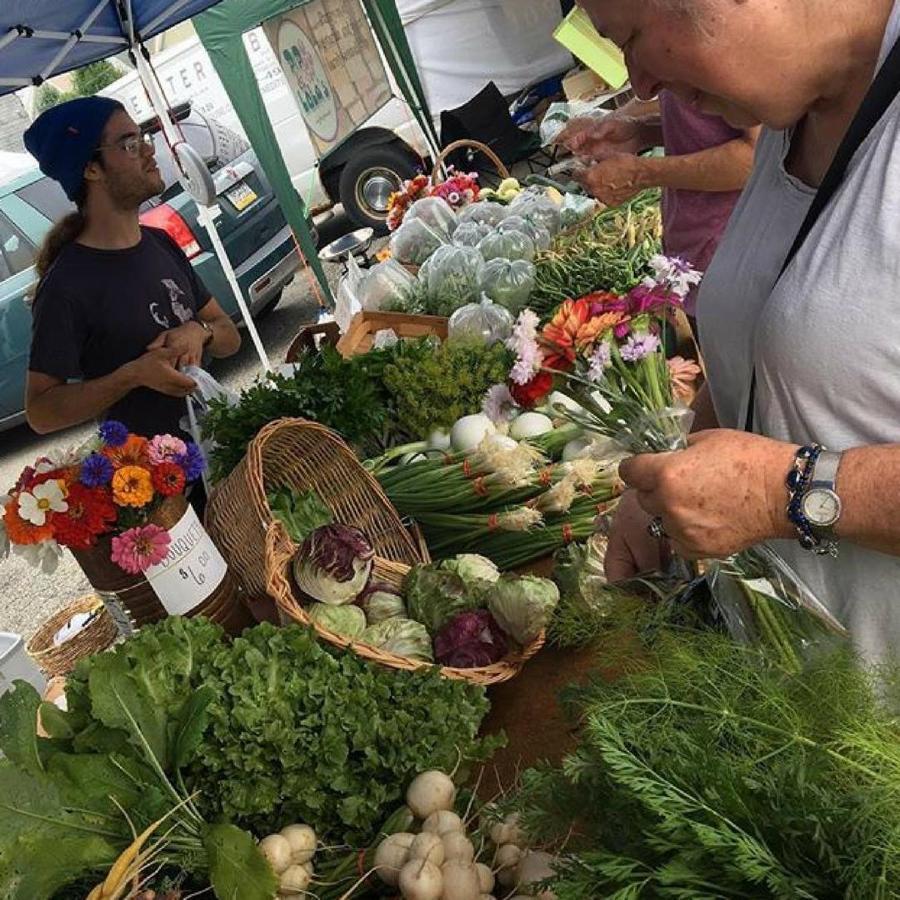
<box><xmin>563</xmin><ymin>67</ymin><xmax>609</xmax><ymax>101</ymax></box>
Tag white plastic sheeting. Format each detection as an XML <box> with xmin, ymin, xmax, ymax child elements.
<box><xmin>395</xmin><ymin>0</ymin><xmax>572</xmax><ymax>114</ymax></box>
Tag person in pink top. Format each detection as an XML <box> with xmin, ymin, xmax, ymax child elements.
<box><xmin>559</xmin><ymin>90</ymin><xmax>759</xmax><ymax>327</ymax></box>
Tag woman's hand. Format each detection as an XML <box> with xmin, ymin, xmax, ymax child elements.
<box><xmin>618</xmin><ymin>430</ymin><xmax>798</xmax><ymax>560</ymax></box>
<box><xmin>556</xmin><ymin>115</ymin><xmax>647</xmax><ymax>161</ymax></box>
<box><xmin>576</xmin><ymin>155</ymin><xmax>648</xmax><ymax>207</ymax></box>
<box><xmin>147</xmin><ymin>320</ymin><xmax>208</xmax><ymax>368</ymax></box>
<box><xmin>604</xmin><ymin>489</ymin><xmax>669</xmax><ymax>581</ymax></box>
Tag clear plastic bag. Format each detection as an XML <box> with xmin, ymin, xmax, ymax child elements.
<box><xmin>508</xmin><ymin>188</ymin><xmax>563</xmax><ymax>235</ymax></box>
<box><xmin>453</xmin><ymin>220</ymin><xmax>494</xmax><ymax>248</ymax></box>
<box><xmin>419</xmin><ymin>245</ymin><xmax>485</xmax><ymax>315</ymax></box>
<box><xmin>477</xmin><ymin>228</ymin><xmax>536</xmax><ymax>263</ymax></box>
<box><xmin>448</xmin><ymin>295</ymin><xmax>515</xmax><ymax>346</ymax></box>
<box><xmin>480</xmin><ymin>258</ymin><xmax>536</xmax><ymax>314</ymax></box>
<box><xmin>358</xmin><ymin>259</ymin><xmax>416</xmax><ymax>311</ymax></box>
<box><xmin>458</xmin><ymin>200</ymin><xmax>508</xmax><ymax>228</ymax></box>
<box><xmin>404</xmin><ymin>196</ymin><xmax>458</xmax><ymax>236</ymax></box>
<box><xmin>560</xmin><ymin>193</ymin><xmax>599</xmax><ymax>229</ymax></box>
<box><xmin>498</xmin><ymin>215</ymin><xmax>552</xmax><ymax>253</ymax></box>
<box><xmin>389</xmin><ymin>218</ymin><xmax>449</xmax><ymax>267</ymax></box>
<box><xmin>334</xmin><ymin>254</ymin><xmax>365</xmax><ymax>333</ymax></box>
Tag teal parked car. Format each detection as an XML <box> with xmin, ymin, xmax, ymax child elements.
<box><xmin>0</xmin><ymin>103</ymin><xmax>311</xmax><ymax>431</ymax></box>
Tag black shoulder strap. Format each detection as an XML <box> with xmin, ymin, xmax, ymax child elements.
<box><xmin>744</xmin><ymin>33</ymin><xmax>900</xmax><ymax>432</ymax></box>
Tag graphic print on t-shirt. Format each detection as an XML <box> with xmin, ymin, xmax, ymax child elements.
<box><xmin>163</xmin><ymin>278</ymin><xmax>194</xmax><ymax>325</ymax></box>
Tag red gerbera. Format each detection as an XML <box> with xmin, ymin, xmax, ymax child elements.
<box><xmin>151</xmin><ymin>462</ymin><xmax>187</xmax><ymax>497</ymax></box>
<box><xmin>50</xmin><ymin>484</ymin><xmax>117</xmax><ymax>550</ymax></box>
<box><xmin>510</xmin><ymin>371</ymin><xmax>554</xmax><ymax>409</ymax></box>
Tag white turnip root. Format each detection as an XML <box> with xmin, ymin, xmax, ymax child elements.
<box><xmin>422</xmin><ymin>810</ymin><xmax>464</xmax><ymax>836</ymax></box>
<box><xmin>440</xmin><ymin>860</ymin><xmax>481</xmax><ymax>900</ymax></box>
<box><xmin>279</xmin><ymin>864</ymin><xmax>312</xmax><ymax>895</ymax></box>
<box><xmin>517</xmin><ymin>850</ymin><xmax>556</xmax><ymax>894</ymax></box>
<box><xmin>495</xmin><ymin>844</ymin><xmax>522</xmax><ymax>888</ymax></box>
<box><xmin>259</xmin><ymin>834</ymin><xmax>292</xmax><ymax>874</ymax></box>
<box><xmin>399</xmin><ymin>859</ymin><xmax>443</xmax><ymax>900</ymax></box>
<box><xmin>280</xmin><ymin>824</ymin><xmax>317</xmax><ymax>865</ymax></box>
<box><xmin>407</xmin><ymin>770</ymin><xmax>457</xmax><ymax>819</ymax></box>
<box><xmin>375</xmin><ymin>832</ymin><xmax>416</xmax><ymax>886</ymax></box>
<box><xmin>441</xmin><ymin>832</ymin><xmax>475</xmax><ymax>864</ymax></box>
<box><xmin>475</xmin><ymin>862</ymin><xmax>494</xmax><ymax>893</ymax></box>
<box><xmin>410</xmin><ymin>831</ymin><xmax>446</xmax><ymax>867</ymax></box>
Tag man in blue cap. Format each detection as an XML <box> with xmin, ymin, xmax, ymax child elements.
<box><xmin>22</xmin><ymin>96</ymin><xmax>240</xmax><ymax>439</ymax></box>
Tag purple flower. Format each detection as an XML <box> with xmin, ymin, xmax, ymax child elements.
<box><xmin>587</xmin><ymin>342</ymin><xmax>612</xmax><ymax>382</ymax></box>
<box><xmin>99</xmin><ymin>420</ymin><xmax>129</xmax><ymax>447</ymax></box>
<box><xmin>80</xmin><ymin>453</ymin><xmax>114</xmax><ymax>488</ymax></box>
<box><xmin>176</xmin><ymin>443</ymin><xmax>206</xmax><ymax>482</ymax></box>
<box><xmin>614</xmin><ymin>321</ymin><xmax>632</xmax><ymax>340</ymax></box>
<box><xmin>620</xmin><ymin>333</ymin><xmax>661</xmax><ymax>363</ymax></box>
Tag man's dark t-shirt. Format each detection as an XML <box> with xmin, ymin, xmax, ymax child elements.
<box><xmin>29</xmin><ymin>227</ymin><xmax>212</xmax><ymax>439</ymax></box>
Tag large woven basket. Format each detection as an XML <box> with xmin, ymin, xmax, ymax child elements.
<box><xmin>265</xmin><ymin>522</ymin><xmax>544</xmax><ymax>686</ymax></box>
<box><xmin>206</xmin><ymin>418</ymin><xmax>427</xmax><ymax>600</ymax></box>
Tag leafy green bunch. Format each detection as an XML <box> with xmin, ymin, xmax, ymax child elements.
<box><xmin>514</xmin><ymin>623</ymin><xmax>900</xmax><ymax>899</ymax></box>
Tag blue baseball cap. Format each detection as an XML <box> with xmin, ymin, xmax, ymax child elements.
<box><xmin>24</xmin><ymin>96</ymin><xmax>125</xmax><ymax>201</ymax></box>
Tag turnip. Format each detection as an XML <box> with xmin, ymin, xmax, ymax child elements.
<box><xmin>441</xmin><ymin>832</ymin><xmax>475</xmax><ymax>864</ymax></box>
<box><xmin>422</xmin><ymin>810</ymin><xmax>464</xmax><ymax>836</ymax></box>
<box><xmin>440</xmin><ymin>860</ymin><xmax>481</xmax><ymax>900</ymax></box>
<box><xmin>476</xmin><ymin>862</ymin><xmax>495</xmax><ymax>893</ymax></box>
<box><xmin>546</xmin><ymin>391</ymin><xmax>584</xmax><ymax>416</ymax></box>
<box><xmin>280</xmin><ymin>824</ymin><xmax>317</xmax><ymax>865</ymax></box>
<box><xmin>495</xmin><ymin>844</ymin><xmax>522</xmax><ymax>888</ymax></box>
<box><xmin>501</xmin><ymin>812</ymin><xmax>526</xmax><ymax>847</ymax></box>
<box><xmin>427</xmin><ymin>429</ymin><xmax>452</xmax><ymax>451</ymax></box>
<box><xmin>451</xmin><ymin>414</ymin><xmax>496</xmax><ymax>452</ymax></box>
<box><xmin>259</xmin><ymin>834</ymin><xmax>292</xmax><ymax>874</ymax></box>
<box><xmin>279</xmin><ymin>864</ymin><xmax>312</xmax><ymax>895</ymax></box>
<box><xmin>407</xmin><ymin>770</ymin><xmax>457</xmax><ymax>819</ymax></box>
<box><xmin>410</xmin><ymin>832</ymin><xmax>446</xmax><ymax>867</ymax></box>
<box><xmin>517</xmin><ymin>850</ymin><xmax>556</xmax><ymax>893</ymax></box>
<box><xmin>509</xmin><ymin>412</ymin><xmax>553</xmax><ymax>440</ymax></box>
<box><xmin>399</xmin><ymin>859</ymin><xmax>444</xmax><ymax>900</ymax></box>
<box><xmin>375</xmin><ymin>832</ymin><xmax>416</xmax><ymax>886</ymax></box>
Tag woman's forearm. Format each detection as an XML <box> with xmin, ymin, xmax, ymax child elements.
<box><xmin>833</xmin><ymin>446</ymin><xmax>900</xmax><ymax>555</ymax></box>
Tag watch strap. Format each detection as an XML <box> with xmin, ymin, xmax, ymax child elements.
<box><xmin>808</xmin><ymin>449</ymin><xmax>841</xmax><ymax>490</ymax></box>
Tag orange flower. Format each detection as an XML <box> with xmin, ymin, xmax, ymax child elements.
<box><xmin>668</xmin><ymin>356</ymin><xmax>703</xmax><ymax>404</ymax></box>
<box><xmin>3</xmin><ymin>499</ymin><xmax>53</xmax><ymax>546</ymax></box>
<box><xmin>575</xmin><ymin>312</ymin><xmax>625</xmax><ymax>349</ymax></box>
<box><xmin>111</xmin><ymin>466</ymin><xmax>154</xmax><ymax>508</ymax></box>
<box><xmin>541</xmin><ymin>298</ymin><xmax>592</xmax><ymax>370</ymax></box>
<box><xmin>103</xmin><ymin>435</ymin><xmax>149</xmax><ymax>469</ymax></box>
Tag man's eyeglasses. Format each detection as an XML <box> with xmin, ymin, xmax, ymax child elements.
<box><xmin>95</xmin><ymin>133</ymin><xmax>154</xmax><ymax>158</ymax></box>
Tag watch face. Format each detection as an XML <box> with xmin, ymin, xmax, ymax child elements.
<box><xmin>802</xmin><ymin>489</ymin><xmax>841</xmax><ymax>527</ymax></box>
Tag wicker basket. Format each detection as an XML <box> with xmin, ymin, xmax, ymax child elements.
<box><xmin>432</xmin><ymin>139</ymin><xmax>511</xmax><ymax>184</ymax></box>
<box><xmin>26</xmin><ymin>595</ymin><xmax>117</xmax><ymax>678</ymax></box>
<box><xmin>206</xmin><ymin>418</ymin><xmax>427</xmax><ymax>600</ymax></box>
<box><xmin>265</xmin><ymin>521</ymin><xmax>544</xmax><ymax>686</ymax></box>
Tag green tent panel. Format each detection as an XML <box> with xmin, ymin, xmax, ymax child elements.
<box><xmin>194</xmin><ymin>0</ymin><xmax>437</xmax><ymax>306</ymax></box>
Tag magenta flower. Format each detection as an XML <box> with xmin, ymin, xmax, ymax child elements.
<box><xmin>614</xmin><ymin>320</ymin><xmax>632</xmax><ymax>340</ymax></box>
<box><xmin>628</xmin><ymin>285</ymin><xmax>676</xmax><ymax>315</ymax></box>
<box><xmin>111</xmin><ymin>524</ymin><xmax>171</xmax><ymax>575</ymax></box>
<box><xmin>147</xmin><ymin>434</ymin><xmax>187</xmax><ymax>466</ymax></box>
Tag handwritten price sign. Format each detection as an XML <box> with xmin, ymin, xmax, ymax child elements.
<box><xmin>145</xmin><ymin>506</ymin><xmax>228</xmax><ymax>615</ymax></box>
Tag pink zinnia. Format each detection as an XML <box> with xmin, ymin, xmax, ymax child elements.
<box><xmin>111</xmin><ymin>524</ymin><xmax>171</xmax><ymax>575</ymax></box>
<box><xmin>147</xmin><ymin>434</ymin><xmax>187</xmax><ymax>466</ymax></box>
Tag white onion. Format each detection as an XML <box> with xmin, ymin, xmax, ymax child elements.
<box><xmin>509</xmin><ymin>412</ymin><xmax>553</xmax><ymax>440</ymax></box>
<box><xmin>450</xmin><ymin>414</ymin><xmax>496</xmax><ymax>452</ymax></box>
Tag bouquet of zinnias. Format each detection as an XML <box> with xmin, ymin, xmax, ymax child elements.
<box><xmin>1</xmin><ymin>420</ymin><xmax>204</xmax><ymax>576</ymax></box>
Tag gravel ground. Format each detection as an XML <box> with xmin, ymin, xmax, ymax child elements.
<box><xmin>0</xmin><ymin>216</ymin><xmax>355</xmax><ymax>638</ymax></box>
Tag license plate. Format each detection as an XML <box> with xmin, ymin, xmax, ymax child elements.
<box><xmin>227</xmin><ymin>181</ymin><xmax>257</xmax><ymax>211</ymax></box>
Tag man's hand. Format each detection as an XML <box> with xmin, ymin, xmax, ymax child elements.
<box><xmin>147</xmin><ymin>320</ymin><xmax>209</xmax><ymax>368</ymax></box>
<box><xmin>557</xmin><ymin>115</ymin><xmax>647</xmax><ymax>162</ymax></box>
<box><xmin>576</xmin><ymin>155</ymin><xmax>648</xmax><ymax>208</ymax></box>
<box><xmin>125</xmin><ymin>348</ymin><xmax>197</xmax><ymax>398</ymax></box>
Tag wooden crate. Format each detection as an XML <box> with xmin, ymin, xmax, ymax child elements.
<box><xmin>336</xmin><ymin>311</ymin><xmax>448</xmax><ymax>358</ymax></box>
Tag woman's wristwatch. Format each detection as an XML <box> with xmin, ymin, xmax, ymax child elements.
<box><xmin>785</xmin><ymin>445</ymin><xmax>843</xmax><ymax>557</ymax></box>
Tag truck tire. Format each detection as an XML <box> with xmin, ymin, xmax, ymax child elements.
<box><xmin>338</xmin><ymin>142</ymin><xmax>421</xmax><ymax>233</ymax></box>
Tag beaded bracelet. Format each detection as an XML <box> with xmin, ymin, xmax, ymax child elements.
<box><xmin>785</xmin><ymin>443</ymin><xmax>823</xmax><ymax>552</ymax></box>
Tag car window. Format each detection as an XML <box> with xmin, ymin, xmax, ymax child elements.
<box><xmin>15</xmin><ymin>177</ymin><xmax>74</xmax><ymax>224</ymax></box>
<box><xmin>0</xmin><ymin>213</ymin><xmax>35</xmax><ymax>276</ymax></box>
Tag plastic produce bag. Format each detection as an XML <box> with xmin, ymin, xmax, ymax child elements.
<box><xmin>540</xmin><ymin>101</ymin><xmax>611</xmax><ymax>146</ymax></box>
<box><xmin>458</xmin><ymin>200</ymin><xmax>507</xmax><ymax>228</ymax></box>
<box><xmin>560</xmin><ymin>192</ymin><xmax>599</xmax><ymax>229</ymax></box>
<box><xmin>405</xmin><ymin>195</ymin><xmax>458</xmax><ymax>236</ymax></box>
<box><xmin>478</xmin><ymin>228</ymin><xmax>536</xmax><ymax>263</ymax></box>
<box><xmin>480</xmin><ymin>258</ymin><xmax>536</xmax><ymax>314</ymax></box>
<box><xmin>453</xmin><ymin>220</ymin><xmax>494</xmax><ymax>248</ymax></box>
<box><xmin>448</xmin><ymin>294</ymin><xmax>515</xmax><ymax>346</ymax></box>
<box><xmin>358</xmin><ymin>258</ymin><xmax>416</xmax><ymax>311</ymax></box>
<box><xmin>509</xmin><ymin>188</ymin><xmax>563</xmax><ymax>235</ymax></box>
<box><xmin>498</xmin><ymin>215</ymin><xmax>552</xmax><ymax>253</ymax></box>
<box><xmin>389</xmin><ymin>218</ymin><xmax>449</xmax><ymax>266</ymax></box>
<box><xmin>334</xmin><ymin>254</ymin><xmax>365</xmax><ymax>333</ymax></box>
<box><xmin>420</xmin><ymin>244</ymin><xmax>485</xmax><ymax>308</ymax></box>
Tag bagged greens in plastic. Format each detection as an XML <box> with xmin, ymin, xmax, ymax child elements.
<box><xmin>389</xmin><ymin>218</ymin><xmax>449</xmax><ymax>266</ymax></box>
<box><xmin>560</xmin><ymin>192</ymin><xmax>599</xmax><ymax>229</ymax></box>
<box><xmin>358</xmin><ymin>258</ymin><xmax>417</xmax><ymax>311</ymax></box>
<box><xmin>420</xmin><ymin>244</ymin><xmax>485</xmax><ymax>309</ymax></box>
<box><xmin>458</xmin><ymin>200</ymin><xmax>507</xmax><ymax>228</ymax></box>
<box><xmin>509</xmin><ymin>189</ymin><xmax>563</xmax><ymax>235</ymax></box>
<box><xmin>405</xmin><ymin>195</ymin><xmax>458</xmax><ymax>236</ymax></box>
<box><xmin>480</xmin><ymin>258</ymin><xmax>536</xmax><ymax>314</ymax></box>
<box><xmin>498</xmin><ymin>215</ymin><xmax>552</xmax><ymax>253</ymax></box>
<box><xmin>447</xmin><ymin>295</ymin><xmax>515</xmax><ymax>346</ymax></box>
<box><xmin>478</xmin><ymin>228</ymin><xmax>536</xmax><ymax>263</ymax></box>
<box><xmin>453</xmin><ymin>220</ymin><xmax>494</xmax><ymax>248</ymax></box>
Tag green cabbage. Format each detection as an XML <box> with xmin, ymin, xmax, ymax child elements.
<box><xmin>487</xmin><ymin>575</ymin><xmax>560</xmax><ymax>645</ymax></box>
<box><xmin>362</xmin><ymin>619</ymin><xmax>434</xmax><ymax>662</ymax></box>
<box><xmin>404</xmin><ymin>565</ymin><xmax>482</xmax><ymax>633</ymax></box>
<box><xmin>358</xmin><ymin>583</ymin><xmax>407</xmax><ymax>624</ymax></box>
<box><xmin>308</xmin><ymin>602</ymin><xmax>367</xmax><ymax>639</ymax></box>
<box><xmin>440</xmin><ymin>554</ymin><xmax>500</xmax><ymax>592</ymax></box>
